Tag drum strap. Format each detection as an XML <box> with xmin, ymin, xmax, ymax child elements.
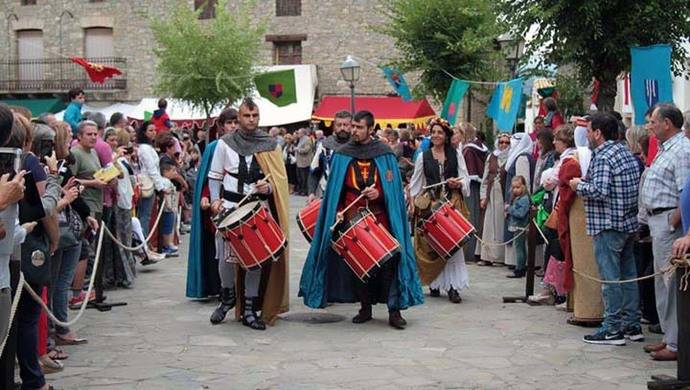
<box><xmin>222</xmin><ymin>189</ymin><xmax>245</xmax><ymax>203</ymax></box>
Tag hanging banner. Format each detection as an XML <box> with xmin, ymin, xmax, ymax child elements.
<box><xmin>486</xmin><ymin>78</ymin><xmax>523</xmax><ymax>132</ymax></box>
<box><xmin>630</xmin><ymin>44</ymin><xmax>673</xmax><ymax>125</ymax></box>
<box><xmin>440</xmin><ymin>79</ymin><xmax>470</xmax><ymax>126</ymax></box>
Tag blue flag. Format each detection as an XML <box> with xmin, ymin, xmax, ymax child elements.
<box><xmin>440</xmin><ymin>79</ymin><xmax>470</xmax><ymax>126</ymax></box>
<box><xmin>382</xmin><ymin>67</ymin><xmax>412</xmax><ymax>101</ymax></box>
<box><xmin>486</xmin><ymin>78</ymin><xmax>523</xmax><ymax>131</ymax></box>
<box><xmin>630</xmin><ymin>44</ymin><xmax>674</xmax><ymax>125</ymax></box>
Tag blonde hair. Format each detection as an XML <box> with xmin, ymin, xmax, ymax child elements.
<box><xmin>459</xmin><ymin>122</ymin><xmax>476</xmax><ymax>143</ymax></box>
<box><xmin>52</xmin><ymin>121</ymin><xmax>72</xmax><ymax>160</ymax></box>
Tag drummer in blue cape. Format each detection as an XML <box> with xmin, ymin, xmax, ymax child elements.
<box><xmin>299</xmin><ymin>110</ymin><xmax>424</xmax><ymax>330</ymax></box>
<box><xmin>205</xmin><ymin>97</ymin><xmax>290</xmax><ymax>330</ymax></box>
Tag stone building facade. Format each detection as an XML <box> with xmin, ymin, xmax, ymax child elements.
<box><xmin>0</xmin><ymin>0</ymin><xmax>401</xmax><ymax>104</ymax></box>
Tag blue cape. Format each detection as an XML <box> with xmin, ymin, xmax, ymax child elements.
<box><xmin>298</xmin><ymin>152</ymin><xmax>424</xmax><ymax>309</ymax></box>
<box><xmin>186</xmin><ymin>140</ymin><xmax>219</xmax><ymax>298</ymax></box>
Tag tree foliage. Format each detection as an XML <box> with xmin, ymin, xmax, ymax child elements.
<box><xmin>502</xmin><ymin>0</ymin><xmax>690</xmax><ymax>111</ymax></box>
<box><xmin>151</xmin><ymin>0</ymin><xmax>265</xmax><ymax>118</ymax></box>
<box><xmin>378</xmin><ymin>0</ymin><xmax>504</xmax><ymax>101</ymax></box>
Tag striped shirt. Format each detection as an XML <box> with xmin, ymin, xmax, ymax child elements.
<box><xmin>640</xmin><ymin>132</ymin><xmax>690</xmax><ymax>210</ymax></box>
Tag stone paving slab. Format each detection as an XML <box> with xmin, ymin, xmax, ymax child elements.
<box><xmin>44</xmin><ymin>195</ymin><xmax>676</xmax><ymax>389</ymax></box>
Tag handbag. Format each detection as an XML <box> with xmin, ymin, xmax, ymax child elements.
<box><xmin>20</xmin><ymin>230</ymin><xmax>51</xmax><ymax>286</ymax></box>
<box><xmin>543</xmin><ymin>256</ymin><xmax>567</xmax><ymax>295</ymax></box>
<box><xmin>138</xmin><ymin>174</ymin><xmax>154</xmax><ymax>198</ymax></box>
<box><xmin>544</xmin><ymin>209</ymin><xmax>559</xmax><ymax>230</ymax></box>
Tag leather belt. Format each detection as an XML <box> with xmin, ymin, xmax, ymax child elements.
<box><xmin>222</xmin><ymin>190</ymin><xmax>245</xmax><ymax>203</ymax></box>
<box><xmin>648</xmin><ymin>207</ymin><xmax>676</xmax><ymax>216</ymax></box>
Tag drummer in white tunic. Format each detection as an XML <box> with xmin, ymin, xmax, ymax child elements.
<box><xmin>207</xmin><ymin>98</ymin><xmax>289</xmax><ymax>330</ymax></box>
<box><xmin>409</xmin><ymin>117</ymin><xmax>471</xmax><ymax>303</ymax></box>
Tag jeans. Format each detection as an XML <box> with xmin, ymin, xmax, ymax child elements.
<box><xmin>514</xmin><ymin>231</ymin><xmax>527</xmax><ymax>272</ymax></box>
<box><xmin>50</xmin><ymin>243</ymin><xmax>81</xmax><ymax>335</ymax></box>
<box><xmin>648</xmin><ymin>211</ymin><xmax>681</xmax><ymax>351</ymax></box>
<box><xmin>17</xmin><ymin>283</ymin><xmax>46</xmax><ymax>390</ymax></box>
<box><xmin>161</xmin><ymin>211</ymin><xmax>175</xmax><ymax>235</ymax></box>
<box><xmin>137</xmin><ymin>195</ymin><xmax>155</xmax><ymax>237</ymax></box>
<box><xmin>592</xmin><ymin>230</ymin><xmax>641</xmax><ymax>334</ymax></box>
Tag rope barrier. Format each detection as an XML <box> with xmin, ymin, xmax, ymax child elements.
<box><xmin>23</xmin><ymin>223</ymin><xmax>106</xmax><ymax>328</ymax></box>
<box><xmin>0</xmin><ymin>272</ymin><xmax>24</xmax><ymax>357</ymax></box>
<box><xmin>474</xmin><ymin>227</ymin><xmax>527</xmax><ymax>248</ymax></box>
<box><xmin>103</xmin><ymin>204</ymin><xmax>165</xmax><ymax>252</ymax></box>
<box><xmin>530</xmin><ymin>218</ymin><xmax>690</xmax><ymax>289</ymax></box>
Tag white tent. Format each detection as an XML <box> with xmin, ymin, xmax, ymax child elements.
<box><xmin>55</xmin><ymin>64</ymin><xmax>318</xmax><ymax>127</ymax></box>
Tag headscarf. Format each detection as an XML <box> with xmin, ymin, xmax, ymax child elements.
<box><xmin>505</xmin><ymin>132</ymin><xmax>533</xmax><ymax>171</ymax></box>
<box><xmin>493</xmin><ymin>133</ymin><xmax>511</xmax><ymax>164</ymax></box>
<box><xmin>574</xmin><ymin>125</ymin><xmax>592</xmax><ymax>176</ymax></box>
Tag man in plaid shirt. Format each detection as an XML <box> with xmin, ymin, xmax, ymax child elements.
<box><xmin>569</xmin><ymin>112</ymin><xmax>642</xmax><ymax>346</ymax></box>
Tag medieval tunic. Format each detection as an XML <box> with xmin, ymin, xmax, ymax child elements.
<box><xmin>462</xmin><ymin>142</ymin><xmax>488</xmax><ymax>259</ymax></box>
<box><xmin>409</xmin><ymin>146</ymin><xmax>470</xmax><ymax>291</ymax></box>
<box><xmin>479</xmin><ymin>152</ymin><xmax>507</xmax><ymax>263</ymax></box>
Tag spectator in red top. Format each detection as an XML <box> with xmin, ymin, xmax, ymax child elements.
<box><xmin>151</xmin><ymin>98</ymin><xmax>173</xmax><ymax>134</ymax></box>
<box><xmin>644</xmin><ymin>106</ymin><xmax>659</xmax><ymax>166</ymax></box>
<box><xmin>543</xmin><ymin>97</ymin><xmax>564</xmax><ymax>132</ymax></box>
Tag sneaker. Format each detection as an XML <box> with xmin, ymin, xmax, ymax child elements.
<box><xmin>146</xmin><ymin>251</ymin><xmax>166</xmax><ymax>262</ymax></box>
<box><xmin>583</xmin><ymin>329</ymin><xmax>626</xmax><ymax>346</ymax></box>
<box><xmin>555</xmin><ymin>302</ymin><xmax>567</xmax><ymax>311</ymax></box>
<box><xmin>624</xmin><ymin>325</ymin><xmax>645</xmax><ymax>342</ymax></box>
<box><xmin>161</xmin><ymin>246</ymin><xmax>179</xmax><ymax>257</ymax></box>
<box><xmin>69</xmin><ymin>290</ymin><xmax>96</xmax><ymax>310</ymax></box>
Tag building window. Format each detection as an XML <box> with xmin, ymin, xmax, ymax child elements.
<box><xmin>16</xmin><ymin>30</ymin><xmax>44</xmax><ymax>83</ymax></box>
<box><xmin>84</xmin><ymin>27</ymin><xmax>114</xmax><ymax>58</ymax></box>
<box><xmin>20</xmin><ymin>0</ymin><xmax>37</xmax><ymax>5</ymax></box>
<box><xmin>276</xmin><ymin>0</ymin><xmax>300</xmax><ymax>16</ymax></box>
<box><xmin>273</xmin><ymin>41</ymin><xmax>302</xmax><ymax>65</ymax></box>
<box><xmin>194</xmin><ymin>0</ymin><xmax>217</xmax><ymax>19</ymax></box>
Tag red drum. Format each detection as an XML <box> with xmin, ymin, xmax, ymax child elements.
<box><xmin>420</xmin><ymin>201</ymin><xmax>475</xmax><ymax>260</ymax></box>
<box><xmin>296</xmin><ymin>199</ymin><xmax>321</xmax><ymax>242</ymax></box>
<box><xmin>331</xmin><ymin>208</ymin><xmax>400</xmax><ymax>282</ymax></box>
<box><xmin>215</xmin><ymin>201</ymin><xmax>287</xmax><ymax>270</ymax></box>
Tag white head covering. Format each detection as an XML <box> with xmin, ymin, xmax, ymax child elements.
<box><xmin>574</xmin><ymin>125</ymin><xmax>592</xmax><ymax>176</ymax></box>
<box><xmin>493</xmin><ymin>133</ymin><xmax>511</xmax><ymax>163</ymax></box>
<box><xmin>505</xmin><ymin>132</ymin><xmax>533</xmax><ymax>171</ymax></box>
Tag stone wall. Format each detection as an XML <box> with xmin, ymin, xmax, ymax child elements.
<box><xmin>0</xmin><ymin>0</ymin><xmax>401</xmax><ymax>103</ymax></box>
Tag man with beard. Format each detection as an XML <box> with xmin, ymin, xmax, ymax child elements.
<box><xmin>307</xmin><ymin>110</ymin><xmax>352</xmax><ymax>202</ymax></box>
<box><xmin>299</xmin><ymin>110</ymin><xmax>423</xmax><ymax>329</ymax></box>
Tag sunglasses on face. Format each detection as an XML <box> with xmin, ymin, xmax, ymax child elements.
<box><xmin>498</xmin><ymin>140</ymin><xmax>510</xmax><ymax>145</ymax></box>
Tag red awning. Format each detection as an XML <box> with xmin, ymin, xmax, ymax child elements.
<box><xmin>312</xmin><ymin>96</ymin><xmax>436</xmax><ymax>128</ymax></box>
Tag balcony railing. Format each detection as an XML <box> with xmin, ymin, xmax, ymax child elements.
<box><xmin>0</xmin><ymin>57</ymin><xmax>127</xmax><ymax>92</ymax></box>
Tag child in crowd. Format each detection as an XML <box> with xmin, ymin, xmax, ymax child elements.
<box><xmin>507</xmin><ymin>175</ymin><xmax>531</xmax><ymax>278</ymax></box>
<box><xmin>159</xmin><ymin>163</ymin><xmax>179</xmax><ymax>255</ymax></box>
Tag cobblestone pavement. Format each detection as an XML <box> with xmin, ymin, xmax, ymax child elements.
<box><xmin>48</xmin><ymin>195</ymin><xmax>675</xmax><ymax>389</ymax></box>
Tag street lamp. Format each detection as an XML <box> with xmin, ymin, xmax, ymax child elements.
<box><xmin>340</xmin><ymin>55</ymin><xmax>360</xmax><ymax>115</ymax></box>
<box><xmin>494</xmin><ymin>33</ymin><xmax>525</xmax><ymax>78</ymax></box>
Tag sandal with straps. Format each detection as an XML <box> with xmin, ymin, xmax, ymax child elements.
<box><xmin>47</xmin><ymin>348</ymin><xmax>69</xmax><ymax>360</ymax></box>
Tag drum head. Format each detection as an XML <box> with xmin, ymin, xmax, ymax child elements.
<box><xmin>218</xmin><ymin>201</ymin><xmax>261</xmax><ymax>229</ymax></box>
<box><xmin>333</xmin><ymin>208</ymin><xmax>370</xmax><ymax>240</ymax></box>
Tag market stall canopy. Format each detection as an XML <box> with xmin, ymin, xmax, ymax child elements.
<box><xmin>55</xmin><ymin>102</ymin><xmax>138</xmax><ymax>123</ymax></box>
<box><xmin>2</xmin><ymin>98</ymin><xmax>66</xmax><ymax>117</ymax></box>
<box><xmin>312</xmin><ymin>96</ymin><xmax>436</xmax><ymax>129</ymax></box>
<box><xmin>128</xmin><ymin>98</ymin><xmax>222</xmax><ymax>128</ymax></box>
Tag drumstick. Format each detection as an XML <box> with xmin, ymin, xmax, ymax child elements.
<box><xmin>422</xmin><ymin>177</ymin><xmax>460</xmax><ymax>190</ymax></box>
<box><xmin>330</xmin><ymin>184</ymin><xmax>375</xmax><ymax>232</ymax></box>
<box><xmin>235</xmin><ymin>173</ymin><xmax>274</xmax><ymax>207</ymax></box>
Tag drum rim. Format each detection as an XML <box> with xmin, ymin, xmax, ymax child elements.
<box><xmin>332</xmin><ymin>241</ymin><xmax>399</xmax><ymax>283</ymax></box>
<box><xmin>296</xmin><ymin>214</ymin><xmax>313</xmax><ymax>243</ymax></box>
<box><xmin>220</xmin><ymin>201</ymin><xmax>263</xmax><ymax>231</ymax></box>
<box><xmin>420</xmin><ymin>201</ymin><xmax>455</xmax><ymax>224</ymax></box>
<box><xmin>331</xmin><ymin>208</ymin><xmax>373</xmax><ymax>241</ymax></box>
